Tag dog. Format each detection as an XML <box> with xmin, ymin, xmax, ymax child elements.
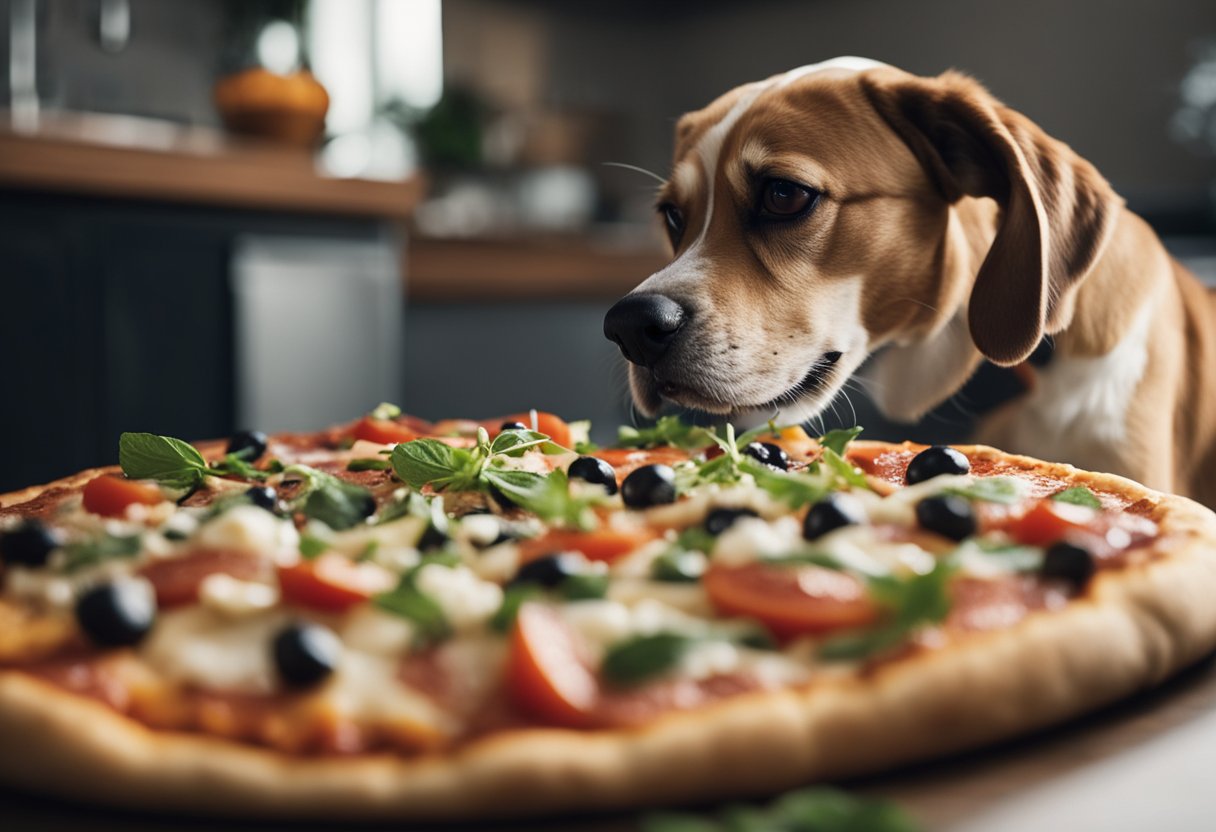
<box><xmin>603</xmin><ymin>57</ymin><xmax>1216</xmax><ymax>504</ymax></box>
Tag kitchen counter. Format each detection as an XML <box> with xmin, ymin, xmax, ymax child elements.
<box><xmin>407</xmin><ymin>233</ymin><xmax>668</xmax><ymax>300</ymax></box>
<box><xmin>0</xmin><ymin>112</ymin><xmax>424</xmax><ymax>220</ymax></box>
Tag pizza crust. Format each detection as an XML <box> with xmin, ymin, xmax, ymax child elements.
<box><xmin>2</xmin><ymin>446</ymin><xmax>1215</xmax><ymax>820</ymax></box>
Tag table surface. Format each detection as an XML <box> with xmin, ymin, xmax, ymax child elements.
<box><xmin>0</xmin><ymin>112</ymin><xmax>424</xmax><ymax>221</ymax></box>
<box><xmin>3</xmin><ymin>650</ymin><xmax>1214</xmax><ymax>832</ymax></box>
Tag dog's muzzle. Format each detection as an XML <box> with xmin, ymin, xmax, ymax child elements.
<box><xmin>603</xmin><ymin>293</ymin><xmax>687</xmax><ymax>369</ymax></box>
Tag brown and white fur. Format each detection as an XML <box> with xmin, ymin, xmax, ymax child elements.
<box><xmin>606</xmin><ymin>58</ymin><xmax>1216</xmax><ymax>504</ymax></box>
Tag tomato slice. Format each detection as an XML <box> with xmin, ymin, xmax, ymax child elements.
<box><xmin>81</xmin><ymin>474</ymin><xmax>165</xmax><ymax>517</ymax></box>
<box><xmin>1004</xmin><ymin>499</ymin><xmax>1100</xmax><ymax>546</ymax></box>
<box><xmin>703</xmin><ymin>562</ymin><xmax>879</xmax><ymax>639</ymax></box>
<box><xmin>139</xmin><ymin>549</ymin><xmax>270</xmax><ymax>607</ymax></box>
<box><xmin>277</xmin><ymin>554</ymin><xmax>396</xmax><ymax>612</ymax></box>
<box><xmin>487</xmin><ymin>411</ymin><xmax>573</xmax><ymax>449</ymax></box>
<box><xmin>596</xmin><ymin>447</ymin><xmax>690</xmax><ymax>480</ymax></box>
<box><xmin>518</xmin><ymin>528</ymin><xmax>656</xmax><ymax>565</ymax></box>
<box><xmin>350</xmin><ymin>417</ymin><xmax>419</xmax><ymax>445</ymax></box>
<box><xmin>506</xmin><ymin>603</ymin><xmax>598</xmax><ymax>727</ymax></box>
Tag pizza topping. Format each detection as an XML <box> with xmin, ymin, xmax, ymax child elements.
<box><xmin>244</xmin><ymin>485</ymin><xmax>279</xmax><ymax>512</ymax></box>
<box><xmin>81</xmin><ymin>475</ymin><xmax>166</xmax><ymax>518</ymax></box>
<box><xmin>273</xmin><ymin>620</ymin><xmax>342</xmax><ymax>688</ymax></box>
<box><xmin>75</xmin><ymin>577</ymin><xmax>157</xmax><ymax>647</ymax></box>
<box><xmin>803</xmin><ymin>492</ymin><xmax>865</xmax><ymax>541</ymax></box>
<box><xmin>226</xmin><ymin>430</ymin><xmax>269</xmax><ymax>462</ymax></box>
<box><xmin>1041</xmin><ymin>541</ymin><xmax>1096</xmax><ymax>586</ymax></box>
<box><xmin>0</xmin><ymin>520</ymin><xmax>62</xmax><ymax>568</ymax></box>
<box><xmin>199</xmin><ymin>573</ymin><xmax>279</xmax><ymax>617</ymax></box>
<box><xmin>601</xmin><ymin>632</ymin><xmax>696</xmax><ymax>685</ymax></box>
<box><xmin>914</xmin><ymin>494</ymin><xmax>977</xmax><ymax>542</ymax></box>
<box><xmin>0</xmin><ymin>411</ymin><xmax>1174</xmax><ymax>756</ymax></box>
<box><xmin>905</xmin><ymin>445</ymin><xmax>971</xmax><ymax>484</ymax></box>
<box><xmin>566</xmin><ymin>456</ymin><xmax>619</xmax><ymax>495</ymax></box>
<box><xmin>621</xmin><ymin>464</ymin><xmax>678</xmax><ymax>508</ymax></box>
<box><xmin>743</xmin><ymin>441</ymin><xmax>791</xmax><ymax>471</ymax></box>
<box><xmin>704</xmin><ymin>506</ymin><xmax>758</xmax><ymax>536</ymax></box>
<box><xmin>283</xmin><ymin>466</ymin><xmax>377</xmax><ymax>531</ymax></box>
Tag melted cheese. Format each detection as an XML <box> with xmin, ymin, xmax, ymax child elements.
<box><xmin>414</xmin><ymin>564</ymin><xmax>503</xmax><ymax>632</ymax></box>
<box><xmin>195</xmin><ymin>506</ymin><xmax>299</xmax><ymax>559</ymax></box>
<box><xmin>141</xmin><ymin>608</ymin><xmax>290</xmax><ymax>695</ymax></box>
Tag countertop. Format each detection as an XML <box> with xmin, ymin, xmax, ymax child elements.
<box><xmin>406</xmin><ymin>233</ymin><xmax>668</xmax><ymax>301</ymax></box>
<box><xmin>0</xmin><ymin>112</ymin><xmax>424</xmax><ymax>221</ymax></box>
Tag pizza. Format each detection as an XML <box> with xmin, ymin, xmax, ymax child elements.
<box><xmin>1</xmin><ymin>406</ymin><xmax>1215</xmax><ymax>821</ymax></box>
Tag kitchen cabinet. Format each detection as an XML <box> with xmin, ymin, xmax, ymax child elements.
<box><xmin>0</xmin><ymin>190</ymin><xmax>401</xmax><ymax>492</ymax></box>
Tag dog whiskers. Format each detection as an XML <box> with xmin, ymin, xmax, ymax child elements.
<box><xmin>602</xmin><ymin>162</ymin><xmax>668</xmax><ymax>186</ymax></box>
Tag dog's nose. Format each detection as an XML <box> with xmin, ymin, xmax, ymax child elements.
<box><xmin>603</xmin><ymin>294</ymin><xmax>687</xmax><ymax>368</ymax></box>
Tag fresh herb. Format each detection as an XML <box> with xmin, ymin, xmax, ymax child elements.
<box><xmin>119</xmin><ymin>432</ymin><xmax>272</xmax><ymax>491</ymax></box>
<box><xmin>740</xmin><ymin>457</ymin><xmax>828</xmax><ymax>507</ymax></box>
<box><xmin>210</xmin><ymin>452</ymin><xmax>269</xmax><ymax>481</ymax></box>
<box><xmin>369</xmin><ymin>402</ymin><xmax>403</xmax><ymax>421</ymax></box>
<box><xmin>373</xmin><ymin>557</ymin><xmax>460</xmax><ymax>646</ymax></box>
<box><xmin>642</xmin><ymin>786</ymin><xmax>920</xmax><ymax>832</ymax></box>
<box><xmin>819</xmin><ymin>447</ymin><xmax>870</xmax><ymax>489</ymax></box>
<box><xmin>820</xmin><ymin>425</ymin><xmax>864</xmax><ymax>456</ymax></box>
<box><xmin>61</xmin><ymin>533</ymin><xmax>142</xmax><ymax>572</ymax></box>
<box><xmin>616</xmin><ymin>415</ymin><xmax>717</xmax><ymax>451</ymax></box>
<box><xmin>283</xmin><ymin>465</ymin><xmax>376</xmax><ymax>531</ymax></box>
<box><xmin>119</xmin><ymin>433</ymin><xmax>212</xmax><ymax>492</ymax></box>
<box><xmin>357</xmin><ymin>539</ymin><xmax>380</xmax><ymax>562</ymax></box>
<box><xmin>490</xmin><ymin>584</ymin><xmax>540</xmax><ymax>633</ymax></box>
<box><xmin>601</xmin><ymin>633</ymin><xmax>697</xmax><ymax>686</ymax></box>
<box><xmin>264</xmin><ymin>458</ymin><xmax>285</xmax><ymax>474</ymax></box>
<box><xmin>298</xmin><ymin>534</ymin><xmax>329</xmax><ymax>559</ymax></box>
<box><xmin>486</xmin><ymin>468</ymin><xmax>596</xmax><ymax>528</ymax></box>
<box><xmin>490</xmin><ymin>428</ymin><xmax>552</xmax><ymax>457</ymax></box>
<box><xmin>347</xmin><ymin>457</ymin><xmax>391</xmax><ymax>472</ymax></box>
<box><xmin>1053</xmin><ymin>485</ymin><xmax>1102</xmax><ymax>509</ymax></box>
<box><xmin>559</xmin><ymin>572</ymin><xmax>610</xmax><ymax>600</ymax></box>
<box><xmin>945</xmin><ymin>476</ymin><xmax>1023</xmax><ymax>504</ymax></box>
<box><xmin>374</xmin><ymin>583</ymin><xmax>450</xmax><ymax>645</ymax></box>
<box><xmin>819</xmin><ymin>559</ymin><xmax>956</xmax><ymax>661</ymax></box>
<box><xmin>391</xmin><ymin>439</ymin><xmax>479</xmax><ymax>491</ymax></box>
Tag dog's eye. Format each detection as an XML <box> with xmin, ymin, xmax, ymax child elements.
<box><xmin>759</xmin><ymin>179</ymin><xmax>819</xmax><ymax>219</ymax></box>
<box><xmin>658</xmin><ymin>203</ymin><xmax>685</xmax><ymax>247</ymax></box>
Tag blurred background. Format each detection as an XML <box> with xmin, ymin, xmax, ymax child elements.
<box><xmin>1</xmin><ymin>0</ymin><xmax>1215</xmax><ymax>491</ymax></box>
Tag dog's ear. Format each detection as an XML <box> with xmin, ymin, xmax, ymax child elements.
<box><xmin>860</xmin><ymin>69</ymin><xmax>1122</xmax><ymax>365</ymax></box>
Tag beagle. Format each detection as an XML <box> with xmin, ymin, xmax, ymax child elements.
<box><xmin>604</xmin><ymin>58</ymin><xmax>1216</xmax><ymax>504</ymax></box>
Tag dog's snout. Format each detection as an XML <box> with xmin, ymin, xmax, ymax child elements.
<box><xmin>603</xmin><ymin>294</ymin><xmax>687</xmax><ymax>368</ymax></box>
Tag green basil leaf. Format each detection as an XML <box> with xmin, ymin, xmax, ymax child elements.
<box><xmin>285</xmin><ymin>465</ymin><xmax>375</xmax><ymax>531</ymax></box>
<box><xmin>211</xmin><ymin>452</ymin><xmax>268</xmax><ymax>481</ymax></box>
<box><xmin>118</xmin><ymin>432</ymin><xmax>208</xmax><ymax>492</ymax></box>
<box><xmin>769</xmin><ymin>787</ymin><xmax>921</xmax><ymax>832</ymax></box>
<box><xmin>374</xmin><ymin>581</ymin><xmax>451</xmax><ymax>646</ymax></box>
<box><xmin>820</xmin><ymin>448</ymin><xmax>870</xmax><ymax>490</ymax></box>
<box><xmin>819</xmin><ymin>559</ymin><xmax>955</xmax><ymax>661</ymax></box>
<box><xmin>560</xmin><ymin>572</ymin><xmax>610</xmax><ymax>600</ymax></box>
<box><xmin>616</xmin><ymin>415</ymin><xmax>716</xmax><ymax>451</ymax></box>
<box><xmin>945</xmin><ymin>476</ymin><xmax>1023</xmax><ymax>504</ymax></box>
<box><xmin>675</xmin><ymin>525</ymin><xmax>716</xmax><ymax>556</ymax></box>
<box><xmin>298</xmin><ymin>534</ymin><xmax>328</xmax><ymax>559</ymax></box>
<box><xmin>62</xmin><ymin>533</ymin><xmax>142</xmax><ymax>573</ymax></box>
<box><xmin>483</xmin><ymin>468</ymin><xmax>592</xmax><ymax>527</ymax></box>
<box><xmin>390</xmin><ymin>439</ymin><xmax>476</xmax><ymax>490</ymax></box>
<box><xmin>819</xmin><ymin>425</ymin><xmax>864</xmax><ymax>456</ymax></box>
<box><xmin>347</xmin><ymin>457</ymin><xmax>391</xmax><ymax>472</ymax></box>
<box><xmin>740</xmin><ymin>457</ymin><xmax>827</xmax><ymax>507</ymax></box>
<box><xmin>1052</xmin><ymin>485</ymin><xmax>1102</xmax><ymax>509</ymax></box>
<box><xmin>490</xmin><ymin>428</ymin><xmax>550</xmax><ymax>457</ymax></box>
<box><xmin>369</xmin><ymin>402</ymin><xmax>402</xmax><ymax>421</ymax></box>
<box><xmin>601</xmin><ymin>633</ymin><xmax>697</xmax><ymax>686</ymax></box>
